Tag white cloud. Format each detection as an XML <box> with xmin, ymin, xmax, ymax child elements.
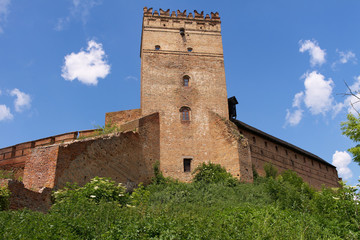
<box><xmin>303</xmin><ymin>71</ymin><xmax>335</xmax><ymax>115</ymax></box>
<box><xmin>10</xmin><ymin>88</ymin><xmax>31</xmax><ymax>112</ymax></box>
<box><xmin>299</xmin><ymin>40</ymin><xmax>326</xmax><ymax>67</ymax></box>
<box><xmin>55</xmin><ymin>0</ymin><xmax>102</xmax><ymax>31</ymax></box>
<box><xmin>338</xmin><ymin>50</ymin><xmax>356</xmax><ymax>64</ymax></box>
<box><xmin>0</xmin><ymin>0</ymin><xmax>10</xmax><ymax>33</ymax></box>
<box><xmin>125</xmin><ymin>76</ymin><xmax>138</xmax><ymax>81</ymax></box>
<box><xmin>292</xmin><ymin>91</ymin><xmax>304</xmax><ymax>108</ymax></box>
<box><xmin>285</xmin><ymin>109</ymin><xmax>303</xmax><ymax>126</ymax></box>
<box><xmin>61</xmin><ymin>40</ymin><xmax>110</xmax><ymax>86</ymax></box>
<box><xmin>332</xmin><ymin>151</ymin><xmax>353</xmax><ymax>180</ymax></box>
<box><xmin>0</xmin><ymin>104</ymin><xmax>12</xmax><ymax>121</ymax></box>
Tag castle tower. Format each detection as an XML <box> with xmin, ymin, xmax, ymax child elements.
<box><xmin>140</xmin><ymin>8</ymin><xmax>239</xmax><ymax>181</ymax></box>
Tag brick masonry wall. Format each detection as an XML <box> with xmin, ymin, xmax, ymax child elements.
<box><xmin>53</xmin><ymin>113</ymin><xmax>160</xmax><ymax>190</ymax></box>
<box><xmin>23</xmin><ymin>145</ymin><xmax>60</xmax><ymax>191</ymax></box>
<box><xmin>0</xmin><ymin>179</ymin><xmax>51</xmax><ymax>212</ymax></box>
<box><xmin>105</xmin><ymin>109</ymin><xmax>142</xmax><ymax>128</ymax></box>
<box><xmin>238</xmin><ymin>128</ymin><xmax>339</xmax><ymax>189</ymax></box>
<box><xmin>141</xmin><ymin>10</ymin><xmax>232</xmax><ymax>181</ymax></box>
<box><xmin>209</xmin><ymin>112</ymin><xmax>253</xmax><ymax>182</ymax></box>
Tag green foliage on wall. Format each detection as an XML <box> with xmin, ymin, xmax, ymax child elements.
<box><xmin>0</xmin><ymin>187</ymin><xmax>10</xmax><ymax>211</ymax></box>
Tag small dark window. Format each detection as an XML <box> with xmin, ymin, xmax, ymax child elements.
<box><xmin>180</xmin><ymin>106</ymin><xmax>191</xmax><ymax>121</ymax></box>
<box><xmin>295</xmin><ymin>154</ymin><xmax>297</xmax><ymax>159</ymax></box>
<box><xmin>275</xmin><ymin>146</ymin><xmax>278</xmax><ymax>152</ymax></box>
<box><xmin>260</xmin><ymin>150</ymin><xmax>264</xmax><ymax>155</ymax></box>
<box><xmin>291</xmin><ymin>160</ymin><xmax>294</xmax><ymax>166</ymax></box>
<box><xmin>285</xmin><ymin>150</ymin><xmax>288</xmax><ymax>155</ymax></box>
<box><xmin>264</xmin><ymin>141</ymin><xmax>268</xmax><ymax>148</ymax></box>
<box><xmin>184</xmin><ymin>158</ymin><xmax>192</xmax><ymax>172</ymax></box>
<box><xmin>311</xmin><ymin>160</ymin><xmax>314</xmax><ymax>166</ymax></box>
<box><xmin>187</xmin><ymin>47</ymin><xmax>193</xmax><ymax>52</ymax></box>
<box><xmin>155</xmin><ymin>45</ymin><xmax>160</xmax><ymax>50</ymax></box>
<box><xmin>303</xmin><ymin>157</ymin><xmax>306</xmax><ymax>163</ymax></box>
<box><xmin>253</xmin><ymin>137</ymin><xmax>256</xmax><ymax>144</ymax></box>
<box><xmin>180</xmin><ymin>28</ymin><xmax>185</xmax><ymax>36</ymax></box>
<box><xmin>183</xmin><ymin>76</ymin><xmax>190</xmax><ymax>87</ymax></box>
<box><xmin>326</xmin><ymin>166</ymin><xmax>328</xmax><ymax>172</ymax></box>
<box><xmin>319</xmin><ymin>163</ymin><xmax>321</xmax><ymax>169</ymax></box>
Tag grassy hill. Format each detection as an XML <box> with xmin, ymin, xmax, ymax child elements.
<box><xmin>0</xmin><ymin>163</ymin><xmax>359</xmax><ymax>239</ymax></box>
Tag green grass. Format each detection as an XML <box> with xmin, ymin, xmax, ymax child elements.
<box><xmin>0</xmin><ymin>173</ymin><xmax>359</xmax><ymax>239</ymax></box>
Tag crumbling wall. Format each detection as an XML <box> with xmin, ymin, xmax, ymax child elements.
<box><xmin>53</xmin><ymin>112</ymin><xmax>160</xmax><ymax>190</ymax></box>
<box><xmin>0</xmin><ymin>179</ymin><xmax>51</xmax><ymax>212</ymax></box>
<box><xmin>105</xmin><ymin>109</ymin><xmax>142</xmax><ymax>128</ymax></box>
<box><xmin>209</xmin><ymin>112</ymin><xmax>253</xmax><ymax>182</ymax></box>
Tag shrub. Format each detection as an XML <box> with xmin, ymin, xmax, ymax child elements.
<box><xmin>0</xmin><ymin>187</ymin><xmax>10</xmax><ymax>211</ymax></box>
<box><xmin>264</xmin><ymin>163</ymin><xmax>278</xmax><ymax>178</ymax></box>
<box><xmin>193</xmin><ymin>162</ymin><xmax>238</xmax><ymax>186</ymax></box>
<box><xmin>53</xmin><ymin>177</ymin><xmax>128</xmax><ymax>206</ymax></box>
<box><xmin>0</xmin><ymin>170</ymin><xmax>14</xmax><ymax>180</ymax></box>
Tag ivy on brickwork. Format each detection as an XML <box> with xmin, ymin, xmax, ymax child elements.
<box><xmin>0</xmin><ymin>187</ymin><xmax>10</xmax><ymax>211</ymax></box>
<box><xmin>78</xmin><ymin>122</ymin><xmax>121</xmax><ymax>140</ymax></box>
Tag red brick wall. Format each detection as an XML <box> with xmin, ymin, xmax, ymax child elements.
<box><xmin>238</xmin><ymin>128</ymin><xmax>339</xmax><ymax>189</ymax></box>
<box><xmin>23</xmin><ymin>145</ymin><xmax>60</xmax><ymax>191</ymax></box>
<box><xmin>105</xmin><ymin>109</ymin><xmax>142</xmax><ymax>128</ymax></box>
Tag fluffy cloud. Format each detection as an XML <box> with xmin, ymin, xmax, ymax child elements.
<box><xmin>285</xmin><ymin>109</ymin><xmax>303</xmax><ymax>126</ymax></box>
<box><xmin>299</xmin><ymin>40</ymin><xmax>326</xmax><ymax>67</ymax></box>
<box><xmin>10</xmin><ymin>88</ymin><xmax>31</xmax><ymax>112</ymax></box>
<box><xmin>285</xmin><ymin>71</ymin><xmax>344</xmax><ymax>126</ymax></box>
<box><xmin>0</xmin><ymin>104</ymin><xmax>12</xmax><ymax>121</ymax></box>
<box><xmin>303</xmin><ymin>71</ymin><xmax>335</xmax><ymax>115</ymax></box>
<box><xmin>338</xmin><ymin>50</ymin><xmax>356</xmax><ymax>64</ymax></box>
<box><xmin>61</xmin><ymin>40</ymin><xmax>110</xmax><ymax>86</ymax></box>
<box><xmin>0</xmin><ymin>0</ymin><xmax>10</xmax><ymax>33</ymax></box>
<box><xmin>55</xmin><ymin>0</ymin><xmax>102</xmax><ymax>31</ymax></box>
<box><xmin>332</xmin><ymin>151</ymin><xmax>353</xmax><ymax>180</ymax></box>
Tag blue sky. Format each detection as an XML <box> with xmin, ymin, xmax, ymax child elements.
<box><xmin>0</xmin><ymin>0</ymin><xmax>360</xmax><ymax>186</ymax></box>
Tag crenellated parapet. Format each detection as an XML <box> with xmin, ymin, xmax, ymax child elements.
<box><xmin>143</xmin><ymin>7</ymin><xmax>220</xmax><ymax>22</ymax></box>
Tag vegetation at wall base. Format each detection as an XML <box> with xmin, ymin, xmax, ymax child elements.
<box><xmin>0</xmin><ymin>164</ymin><xmax>359</xmax><ymax>239</ymax></box>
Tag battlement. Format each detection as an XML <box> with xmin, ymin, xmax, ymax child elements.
<box><xmin>143</xmin><ymin>7</ymin><xmax>220</xmax><ymax>21</ymax></box>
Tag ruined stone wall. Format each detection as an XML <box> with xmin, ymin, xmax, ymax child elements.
<box><xmin>141</xmin><ymin>8</ymin><xmax>231</xmax><ymax>181</ymax></box>
<box><xmin>237</xmin><ymin>127</ymin><xmax>339</xmax><ymax>189</ymax></box>
<box><xmin>53</xmin><ymin>112</ymin><xmax>160</xmax><ymax>190</ymax></box>
<box><xmin>0</xmin><ymin>179</ymin><xmax>51</xmax><ymax>212</ymax></box>
<box><xmin>105</xmin><ymin>109</ymin><xmax>142</xmax><ymax>128</ymax></box>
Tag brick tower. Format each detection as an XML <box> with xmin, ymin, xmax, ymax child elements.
<box><xmin>140</xmin><ymin>8</ymin><xmax>248</xmax><ymax>181</ymax></box>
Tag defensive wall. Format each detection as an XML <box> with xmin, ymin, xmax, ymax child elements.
<box><xmin>233</xmin><ymin>120</ymin><xmax>339</xmax><ymax>189</ymax></box>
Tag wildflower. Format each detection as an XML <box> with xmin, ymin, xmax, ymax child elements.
<box><xmin>119</xmin><ymin>193</ymin><xmax>124</xmax><ymax>197</ymax></box>
<box><xmin>94</xmin><ymin>186</ymin><xmax>99</xmax><ymax>190</ymax></box>
<box><xmin>90</xmin><ymin>195</ymin><xmax>96</xmax><ymax>198</ymax></box>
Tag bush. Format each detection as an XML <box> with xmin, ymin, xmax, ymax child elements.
<box><xmin>193</xmin><ymin>162</ymin><xmax>238</xmax><ymax>186</ymax></box>
<box><xmin>264</xmin><ymin>163</ymin><xmax>278</xmax><ymax>178</ymax></box>
<box><xmin>0</xmin><ymin>187</ymin><xmax>10</xmax><ymax>211</ymax></box>
<box><xmin>53</xmin><ymin>177</ymin><xmax>128</xmax><ymax>206</ymax></box>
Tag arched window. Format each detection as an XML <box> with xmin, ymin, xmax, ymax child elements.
<box><xmin>180</xmin><ymin>106</ymin><xmax>191</xmax><ymax>121</ymax></box>
<box><xmin>183</xmin><ymin>75</ymin><xmax>190</xmax><ymax>87</ymax></box>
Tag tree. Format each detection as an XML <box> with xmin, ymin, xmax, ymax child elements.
<box><xmin>341</xmin><ymin>82</ymin><xmax>360</xmax><ymax>165</ymax></box>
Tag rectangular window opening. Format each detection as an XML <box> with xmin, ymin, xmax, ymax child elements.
<box><xmin>184</xmin><ymin>158</ymin><xmax>192</xmax><ymax>172</ymax></box>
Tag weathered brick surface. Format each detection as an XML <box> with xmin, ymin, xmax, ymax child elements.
<box><xmin>141</xmin><ymin>9</ymin><xmax>230</xmax><ymax>181</ymax></box>
<box><xmin>236</xmin><ymin>125</ymin><xmax>339</xmax><ymax>189</ymax></box>
<box><xmin>0</xmin><ymin>179</ymin><xmax>51</xmax><ymax>212</ymax></box>
<box><xmin>23</xmin><ymin>145</ymin><xmax>59</xmax><ymax>191</ymax></box>
<box><xmin>209</xmin><ymin>112</ymin><xmax>253</xmax><ymax>182</ymax></box>
<box><xmin>105</xmin><ymin>109</ymin><xmax>142</xmax><ymax>128</ymax></box>
<box><xmin>53</xmin><ymin>113</ymin><xmax>160</xmax><ymax>190</ymax></box>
